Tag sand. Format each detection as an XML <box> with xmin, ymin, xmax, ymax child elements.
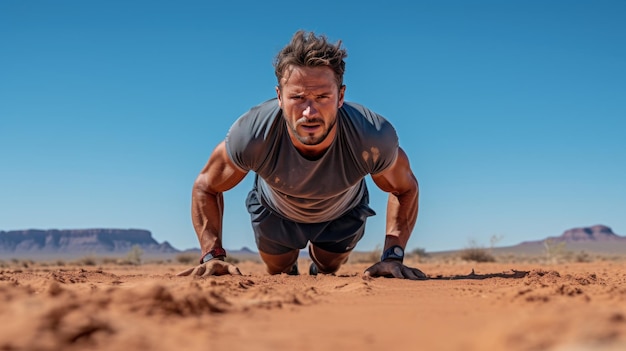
<box><xmin>1</xmin><ymin>257</ymin><xmax>625</xmax><ymax>351</ymax></box>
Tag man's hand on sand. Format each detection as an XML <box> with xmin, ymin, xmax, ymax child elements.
<box><xmin>363</xmin><ymin>260</ymin><xmax>428</xmax><ymax>280</ymax></box>
<box><xmin>177</xmin><ymin>259</ymin><xmax>242</xmax><ymax>277</ymax></box>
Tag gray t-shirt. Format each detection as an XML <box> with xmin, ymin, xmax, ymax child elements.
<box><xmin>225</xmin><ymin>98</ymin><xmax>399</xmax><ymax>223</ymax></box>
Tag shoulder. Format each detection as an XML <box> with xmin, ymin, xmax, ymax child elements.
<box><xmin>340</xmin><ymin>102</ymin><xmax>396</xmax><ymax>136</ymax></box>
<box><xmin>225</xmin><ymin>98</ymin><xmax>282</xmax><ymax>171</ymax></box>
<box><xmin>340</xmin><ymin>101</ymin><xmax>397</xmax><ymax>140</ymax></box>
<box><xmin>339</xmin><ymin>102</ymin><xmax>399</xmax><ymax>174</ymax></box>
<box><xmin>230</xmin><ymin>98</ymin><xmax>281</xmax><ymax>136</ymax></box>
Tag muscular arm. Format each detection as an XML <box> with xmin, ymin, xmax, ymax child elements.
<box><xmin>192</xmin><ymin>141</ymin><xmax>248</xmax><ymax>256</ymax></box>
<box><xmin>371</xmin><ymin>147</ymin><xmax>419</xmax><ymax>251</ymax></box>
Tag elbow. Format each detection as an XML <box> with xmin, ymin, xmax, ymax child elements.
<box><xmin>192</xmin><ymin>176</ymin><xmax>216</xmax><ymax>197</ymax></box>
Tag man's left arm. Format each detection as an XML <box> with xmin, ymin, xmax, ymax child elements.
<box><xmin>367</xmin><ymin>147</ymin><xmax>427</xmax><ymax>280</ymax></box>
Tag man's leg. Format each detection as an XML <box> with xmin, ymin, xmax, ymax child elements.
<box><xmin>247</xmin><ymin>187</ymin><xmax>307</xmax><ymax>275</ymax></box>
<box><xmin>309</xmin><ymin>244</ymin><xmax>350</xmax><ymax>274</ymax></box>
<box><xmin>259</xmin><ymin>249</ymin><xmax>300</xmax><ymax>275</ymax></box>
<box><xmin>308</xmin><ymin>190</ymin><xmax>375</xmax><ymax>274</ymax></box>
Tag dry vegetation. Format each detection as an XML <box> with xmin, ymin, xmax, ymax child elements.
<box><xmin>1</xmin><ymin>239</ymin><xmax>624</xmax><ymax>270</ymax></box>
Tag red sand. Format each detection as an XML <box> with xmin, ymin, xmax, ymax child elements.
<box><xmin>1</xmin><ymin>259</ymin><xmax>625</xmax><ymax>351</ymax></box>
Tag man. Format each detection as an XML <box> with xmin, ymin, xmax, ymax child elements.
<box><xmin>178</xmin><ymin>31</ymin><xmax>426</xmax><ymax>280</ymax></box>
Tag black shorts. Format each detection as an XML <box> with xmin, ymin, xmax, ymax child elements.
<box><xmin>245</xmin><ymin>186</ymin><xmax>376</xmax><ymax>255</ymax></box>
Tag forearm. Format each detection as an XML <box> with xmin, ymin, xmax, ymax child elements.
<box><xmin>190</xmin><ymin>140</ymin><xmax>248</xmax><ymax>255</ymax></box>
<box><xmin>191</xmin><ymin>186</ymin><xmax>224</xmax><ymax>254</ymax></box>
<box><xmin>384</xmin><ymin>183</ymin><xmax>419</xmax><ymax>249</ymax></box>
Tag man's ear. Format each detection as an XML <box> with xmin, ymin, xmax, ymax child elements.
<box><xmin>338</xmin><ymin>84</ymin><xmax>346</xmax><ymax>108</ymax></box>
<box><xmin>275</xmin><ymin>86</ymin><xmax>283</xmax><ymax>108</ymax></box>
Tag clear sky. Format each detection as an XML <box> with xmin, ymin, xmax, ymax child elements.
<box><xmin>1</xmin><ymin>0</ymin><xmax>625</xmax><ymax>253</ymax></box>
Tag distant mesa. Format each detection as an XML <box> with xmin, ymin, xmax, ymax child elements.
<box><xmin>517</xmin><ymin>224</ymin><xmax>625</xmax><ymax>245</ymax></box>
<box><xmin>239</xmin><ymin>246</ymin><xmax>255</xmax><ymax>253</ymax></box>
<box><xmin>558</xmin><ymin>225</ymin><xmax>622</xmax><ymax>242</ymax></box>
<box><xmin>0</xmin><ymin>228</ymin><xmax>179</xmax><ymax>255</ymax></box>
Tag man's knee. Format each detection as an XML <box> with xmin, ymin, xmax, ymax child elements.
<box><xmin>259</xmin><ymin>250</ymin><xmax>299</xmax><ymax>275</ymax></box>
<box><xmin>309</xmin><ymin>245</ymin><xmax>350</xmax><ymax>274</ymax></box>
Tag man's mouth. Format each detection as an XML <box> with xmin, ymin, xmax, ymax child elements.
<box><xmin>297</xmin><ymin>118</ymin><xmax>323</xmax><ymax>133</ymax></box>
<box><xmin>300</xmin><ymin>124</ymin><xmax>321</xmax><ymax>133</ymax></box>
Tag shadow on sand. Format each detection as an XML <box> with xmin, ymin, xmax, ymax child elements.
<box><xmin>428</xmin><ymin>269</ymin><xmax>530</xmax><ymax>280</ymax></box>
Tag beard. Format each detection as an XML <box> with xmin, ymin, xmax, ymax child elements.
<box><xmin>288</xmin><ymin>116</ymin><xmax>337</xmax><ymax>146</ymax></box>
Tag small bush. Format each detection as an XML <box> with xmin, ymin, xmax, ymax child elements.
<box><xmin>101</xmin><ymin>257</ymin><xmax>118</xmax><ymax>264</ymax></box>
<box><xmin>543</xmin><ymin>239</ymin><xmax>570</xmax><ymax>263</ymax></box>
<box><xmin>349</xmin><ymin>245</ymin><xmax>382</xmax><ymax>264</ymax></box>
<box><xmin>574</xmin><ymin>250</ymin><xmax>593</xmax><ymax>263</ymax></box>
<box><xmin>460</xmin><ymin>247</ymin><xmax>496</xmax><ymax>263</ymax></box>
<box><xmin>76</xmin><ymin>255</ymin><xmax>98</xmax><ymax>266</ymax></box>
<box><xmin>224</xmin><ymin>256</ymin><xmax>240</xmax><ymax>264</ymax></box>
<box><xmin>176</xmin><ymin>253</ymin><xmax>198</xmax><ymax>265</ymax></box>
<box><xmin>125</xmin><ymin>245</ymin><xmax>144</xmax><ymax>265</ymax></box>
<box><xmin>411</xmin><ymin>247</ymin><xmax>428</xmax><ymax>256</ymax></box>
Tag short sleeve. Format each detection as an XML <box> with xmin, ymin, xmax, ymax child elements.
<box><xmin>225</xmin><ymin>116</ymin><xmax>254</xmax><ymax>171</ymax></box>
<box><xmin>368</xmin><ymin>119</ymin><xmax>399</xmax><ymax>174</ymax></box>
<box><xmin>224</xmin><ymin>99</ymin><xmax>281</xmax><ymax>172</ymax></box>
<box><xmin>340</xmin><ymin>102</ymin><xmax>400</xmax><ymax>175</ymax></box>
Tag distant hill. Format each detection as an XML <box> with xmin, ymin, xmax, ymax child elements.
<box><xmin>3</xmin><ymin>225</ymin><xmax>623</xmax><ymax>260</ymax></box>
<box><xmin>0</xmin><ymin>229</ymin><xmax>179</xmax><ymax>258</ymax></box>
<box><xmin>495</xmin><ymin>225</ymin><xmax>626</xmax><ymax>256</ymax></box>
<box><xmin>523</xmin><ymin>225</ymin><xmax>626</xmax><ymax>243</ymax></box>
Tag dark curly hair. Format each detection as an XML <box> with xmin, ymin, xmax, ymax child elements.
<box><xmin>273</xmin><ymin>30</ymin><xmax>347</xmax><ymax>89</ymax></box>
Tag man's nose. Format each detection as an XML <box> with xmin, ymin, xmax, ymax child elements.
<box><xmin>302</xmin><ymin>103</ymin><xmax>317</xmax><ymax>117</ymax></box>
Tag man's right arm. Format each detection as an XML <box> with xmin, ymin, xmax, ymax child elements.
<box><xmin>191</xmin><ymin>140</ymin><xmax>248</xmax><ymax>261</ymax></box>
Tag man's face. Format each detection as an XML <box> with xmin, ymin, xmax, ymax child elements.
<box><xmin>276</xmin><ymin>66</ymin><xmax>345</xmax><ymax>148</ymax></box>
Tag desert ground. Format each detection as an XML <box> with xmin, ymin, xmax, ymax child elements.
<box><xmin>1</xmin><ymin>252</ymin><xmax>625</xmax><ymax>351</ymax></box>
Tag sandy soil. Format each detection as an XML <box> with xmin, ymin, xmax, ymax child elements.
<box><xmin>1</xmin><ymin>257</ymin><xmax>625</xmax><ymax>351</ymax></box>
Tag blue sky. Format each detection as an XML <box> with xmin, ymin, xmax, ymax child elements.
<box><xmin>1</xmin><ymin>0</ymin><xmax>625</xmax><ymax>253</ymax></box>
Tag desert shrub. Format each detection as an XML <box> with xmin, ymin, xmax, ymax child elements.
<box><xmin>125</xmin><ymin>245</ymin><xmax>144</xmax><ymax>265</ymax></box>
<box><xmin>176</xmin><ymin>252</ymin><xmax>198</xmax><ymax>265</ymax></box>
<box><xmin>543</xmin><ymin>239</ymin><xmax>568</xmax><ymax>263</ymax></box>
<box><xmin>460</xmin><ymin>247</ymin><xmax>496</xmax><ymax>263</ymax></box>
<box><xmin>459</xmin><ymin>237</ymin><xmax>500</xmax><ymax>263</ymax></box>
<box><xmin>150</xmin><ymin>259</ymin><xmax>167</xmax><ymax>265</ymax></box>
<box><xmin>76</xmin><ymin>255</ymin><xmax>97</xmax><ymax>266</ymax></box>
<box><xmin>115</xmin><ymin>258</ymin><xmax>137</xmax><ymax>265</ymax></box>
<box><xmin>349</xmin><ymin>245</ymin><xmax>382</xmax><ymax>264</ymax></box>
<box><xmin>405</xmin><ymin>247</ymin><xmax>429</xmax><ymax>263</ymax></box>
<box><xmin>224</xmin><ymin>256</ymin><xmax>240</xmax><ymax>264</ymax></box>
<box><xmin>489</xmin><ymin>234</ymin><xmax>503</xmax><ymax>248</ymax></box>
<box><xmin>19</xmin><ymin>259</ymin><xmax>34</xmax><ymax>268</ymax></box>
<box><xmin>574</xmin><ymin>250</ymin><xmax>593</xmax><ymax>263</ymax></box>
<box><xmin>410</xmin><ymin>247</ymin><xmax>428</xmax><ymax>257</ymax></box>
<box><xmin>101</xmin><ymin>257</ymin><xmax>118</xmax><ymax>264</ymax></box>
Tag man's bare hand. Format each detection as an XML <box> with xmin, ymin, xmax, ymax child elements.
<box><xmin>176</xmin><ymin>259</ymin><xmax>242</xmax><ymax>277</ymax></box>
<box><xmin>363</xmin><ymin>260</ymin><xmax>428</xmax><ymax>280</ymax></box>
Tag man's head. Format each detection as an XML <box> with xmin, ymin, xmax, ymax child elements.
<box><xmin>274</xmin><ymin>30</ymin><xmax>347</xmax><ymax>90</ymax></box>
<box><xmin>274</xmin><ymin>31</ymin><xmax>348</xmax><ymax>155</ymax></box>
